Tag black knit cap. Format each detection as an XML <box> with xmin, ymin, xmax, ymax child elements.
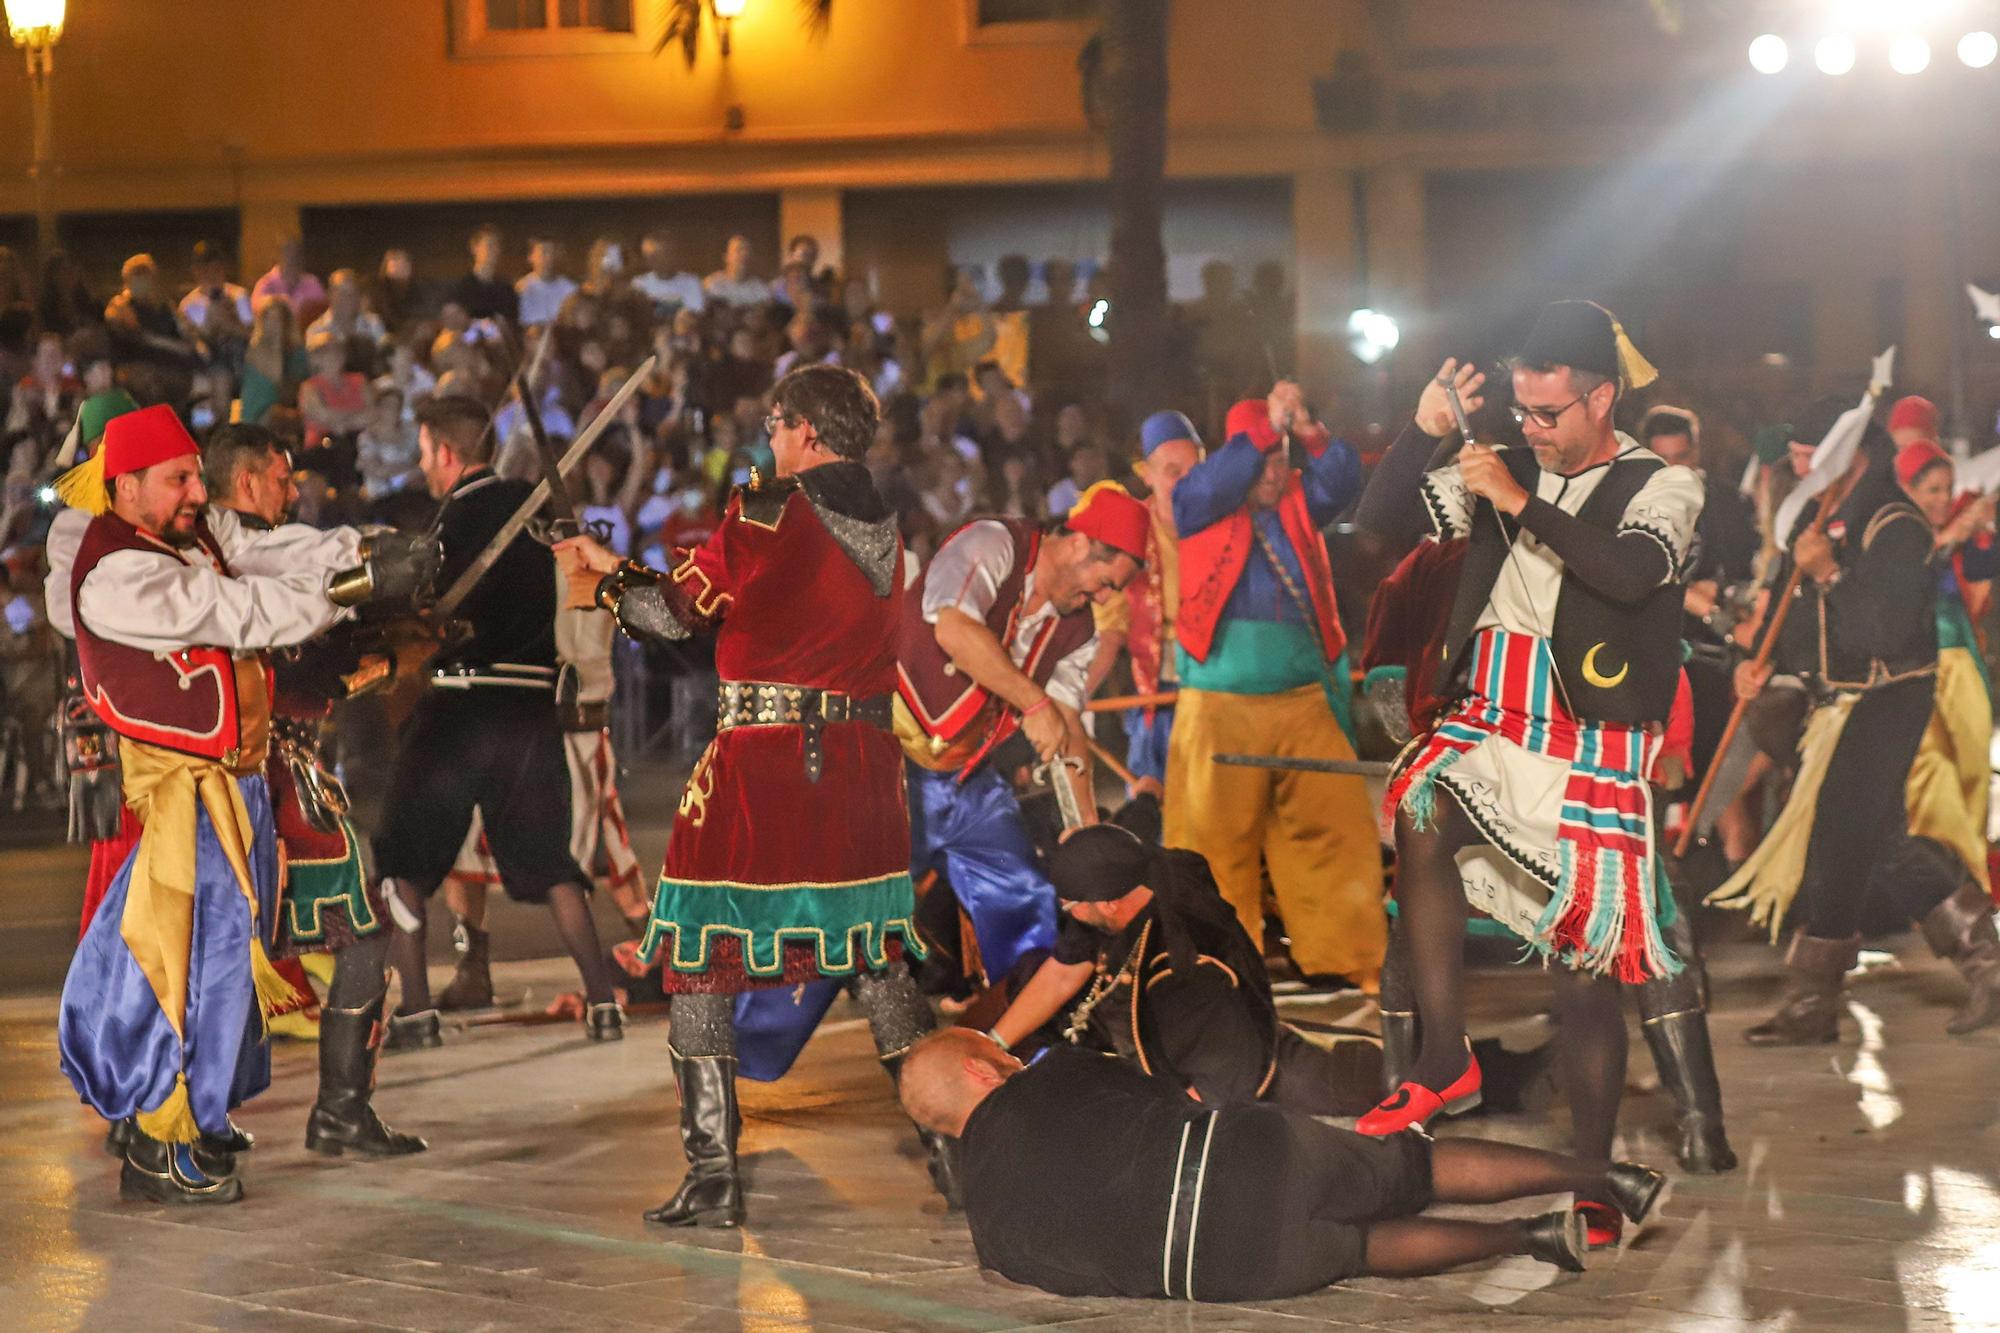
<box><xmin>1049</xmin><ymin>825</ymin><xmax>1154</xmax><ymax>903</ymax></box>
<box><xmin>1516</xmin><ymin>300</ymin><xmax>1620</xmax><ymax>379</ymax></box>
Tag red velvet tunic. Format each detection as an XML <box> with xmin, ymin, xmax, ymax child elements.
<box><xmin>634</xmin><ymin>481</ymin><xmax>920</xmax><ymax>992</ymax></box>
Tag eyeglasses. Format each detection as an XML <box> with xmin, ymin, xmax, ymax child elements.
<box><xmin>763</xmin><ymin>409</ymin><xmax>802</xmax><ymax>436</ymax></box>
<box><xmin>1509</xmin><ymin>394</ymin><xmax>1587</xmax><ymax>430</ymax></box>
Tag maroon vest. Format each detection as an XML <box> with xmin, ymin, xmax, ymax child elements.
<box><xmin>71</xmin><ymin>512</ymin><xmax>259</xmax><ymax>763</ymax></box>
<box><xmin>896</xmin><ymin>518</ymin><xmax>1097</xmax><ymax>763</ymax></box>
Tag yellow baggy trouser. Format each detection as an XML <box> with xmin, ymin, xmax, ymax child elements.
<box><xmin>1907</xmin><ymin>646</ymin><xmax>1993</xmax><ymax>894</ymax></box>
<box><xmin>1163</xmin><ymin>683</ymin><xmax>1387</xmax><ymax>989</ymax></box>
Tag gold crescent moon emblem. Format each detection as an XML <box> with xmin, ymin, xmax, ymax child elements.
<box><xmin>1582</xmin><ymin>642</ymin><xmax>1628</xmax><ymax>689</ymax></box>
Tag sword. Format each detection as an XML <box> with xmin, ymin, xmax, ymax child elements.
<box><xmin>433</xmin><ymin>355</ymin><xmax>656</xmax><ymax>621</ymax></box>
<box><xmin>1215</xmin><ymin>752</ymin><xmax>1392</xmax><ymax>778</ymax></box>
<box><xmin>512</xmin><ymin>356</ymin><xmax>578</xmax><ymax>533</ymax></box>
<box><xmin>1034</xmin><ymin>753</ymin><xmax>1090</xmax><ymax>829</ymax></box>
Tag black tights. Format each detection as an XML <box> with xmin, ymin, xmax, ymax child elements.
<box><xmin>1391</xmin><ymin>802</ymin><xmax>1476</xmax><ymax>1090</ymax></box>
<box><xmin>1362</xmin><ymin>1137</ymin><xmax>1612</xmax><ymax>1276</ymax></box>
<box><xmin>386</xmin><ymin>878</ymin><xmax>615</xmax><ymax>1013</ymax></box>
<box><xmin>1392</xmin><ymin>801</ymin><xmax>1628</xmax><ymax>1184</ymax></box>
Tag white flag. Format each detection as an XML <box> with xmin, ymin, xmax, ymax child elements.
<box><xmin>1770</xmin><ymin>345</ymin><xmax>1893</xmax><ymax>541</ymax></box>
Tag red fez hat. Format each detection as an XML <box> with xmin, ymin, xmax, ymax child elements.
<box><xmin>1225</xmin><ymin>398</ymin><xmax>1271</xmax><ymax>443</ymax></box>
<box><xmin>1895</xmin><ymin>439</ymin><xmax>1951</xmax><ymax>489</ymax></box>
<box><xmin>102</xmin><ymin>404</ymin><xmax>198</xmax><ymax>479</ymax></box>
<box><xmin>1888</xmin><ymin>395</ymin><xmax>1939</xmax><ymax>438</ymax></box>
<box><xmin>1066</xmin><ymin>481</ymin><xmax>1149</xmax><ymax>563</ymax></box>
<box><xmin>53</xmin><ymin>402</ymin><xmax>201</xmax><ymax>515</ymax></box>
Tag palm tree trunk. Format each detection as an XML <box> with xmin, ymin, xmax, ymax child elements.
<box><xmin>1100</xmin><ymin>0</ymin><xmax>1172</xmax><ymax>414</ymax></box>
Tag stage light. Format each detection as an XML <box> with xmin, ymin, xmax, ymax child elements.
<box><xmin>1346</xmin><ymin>308</ymin><xmax>1401</xmax><ymax>365</ymax></box>
<box><xmin>1816</xmin><ymin>33</ymin><xmax>1857</xmax><ymax>75</ymax></box>
<box><xmin>1961</xmin><ymin>31</ymin><xmax>1999</xmax><ymax>68</ymax></box>
<box><xmin>1889</xmin><ymin>34</ymin><xmax>1931</xmax><ymax>74</ymax></box>
<box><xmin>1087</xmin><ymin>299</ymin><xmax>1108</xmax><ymax>329</ymax></box>
<box><xmin>1989</xmin><ymin>324</ymin><xmax>2000</xmax><ymax>340</ymax></box>
<box><xmin>713</xmin><ymin>0</ymin><xmax>747</xmax><ymax>16</ymax></box>
<box><xmin>1749</xmin><ymin>34</ymin><xmax>1789</xmax><ymax>74</ymax></box>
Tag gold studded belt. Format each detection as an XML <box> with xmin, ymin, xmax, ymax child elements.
<box><xmin>715</xmin><ymin>681</ymin><xmax>893</xmax><ymax>782</ymax></box>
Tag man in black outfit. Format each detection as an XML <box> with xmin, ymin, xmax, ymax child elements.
<box><xmin>1722</xmin><ymin>405</ymin><xmax>2000</xmax><ymax>1042</ymax></box>
<box><xmin>374</xmin><ymin>395</ymin><xmax>618</xmax><ymax>1047</ymax></box>
<box><xmin>984</xmin><ymin>824</ymin><xmax>1379</xmax><ymax>1114</ymax></box>
<box><xmin>446</xmin><ymin>225</ymin><xmax>519</xmax><ymax>327</ymax></box>
<box><xmin>900</xmin><ymin>1029</ymin><xmax>1665</xmax><ymax>1301</ymax></box>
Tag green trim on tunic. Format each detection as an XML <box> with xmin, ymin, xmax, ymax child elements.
<box><xmin>281</xmin><ymin>818</ymin><xmax>379</xmax><ymax>945</ymax></box>
<box><xmin>1176</xmin><ymin>620</ymin><xmax>1355</xmax><ymax>742</ymax></box>
<box><xmin>1937</xmin><ymin>597</ymin><xmax>1992</xmax><ymax>702</ymax></box>
<box><xmin>637</xmin><ymin>871</ymin><xmax>926</xmax><ymax>976</ymax></box>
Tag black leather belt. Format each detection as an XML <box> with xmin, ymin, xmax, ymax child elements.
<box><xmin>715</xmin><ymin>681</ymin><xmax>893</xmax><ymax>782</ymax></box>
<box><xmin>1161</xmin><ymin>1110</ymin><xmax>1216</xmax><ymax>1301</ymax></box>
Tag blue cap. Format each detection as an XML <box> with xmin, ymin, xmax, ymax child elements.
<box><xmin>1140</xmin><ymin>410</ymin><xmax>1200</xmax><ymax>458</ymax></box>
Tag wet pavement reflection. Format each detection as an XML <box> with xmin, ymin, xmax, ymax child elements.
<box><xmin>5</xmin><ymin>935</ymin><xmax>2000</xmax><ymax>1330</ymax></box>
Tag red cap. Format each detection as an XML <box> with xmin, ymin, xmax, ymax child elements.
<box><xmin>1895</xmin><ymin>439</ymin><xmax>1951</xmax><ymax>489</ymax></box>
<box><xmin>1888</xmin><ymin>395</ymin><xmax>1939</xmax><ymax>438</ymax></box>
<box><xmin>1066</xmin><ymin>481</ymin><xmax>1150</xmax><ymax>563</ymax></box>
<box><xmin>101</xmin><ymin>404</ymin><xmax>198</xmax><ymax>480</ymax></box>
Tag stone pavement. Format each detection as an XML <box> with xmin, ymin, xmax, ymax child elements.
<box><xmin>6</xmin><ymin>934</ymin><xmax>2000</xmax><ymax>1331</ymax></box>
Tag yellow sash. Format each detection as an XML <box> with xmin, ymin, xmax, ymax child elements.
<box><xmin>119</xmin><ymin>739</ymin><xmax>295</xmax><ymax>1142</ymax></box>
<box><xmin>1706</xmin><ymin>695</ymin><xmax>1859</xmax><ymax>940</ymax></box>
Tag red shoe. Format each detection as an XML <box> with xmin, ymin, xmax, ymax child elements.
<box><xmin>1575</xmin><ymin>1201</ymin><xmax>1623</xmax><ymax>1250</ymax></box>
<box><xmin>1355</xmin><ymin>1048</ymin><xmax>1483</xmax><ymax>1136</ymax></box>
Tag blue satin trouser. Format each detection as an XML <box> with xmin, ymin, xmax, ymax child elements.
<box><xmin>58</xmin><ymin>775</ymin><xmax>279</xmax><ymax>1134</ymax></box>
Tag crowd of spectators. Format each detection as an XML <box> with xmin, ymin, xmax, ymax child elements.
<box><xmin>0</xmin><ymin>222</ymin><xmax>1296</xmax><ymax>810</ymax></box>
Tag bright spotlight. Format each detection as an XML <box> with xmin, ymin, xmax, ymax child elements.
<box><xmin>1989</xmin><ymin>324</ymin><xmax>2000</xmax><ymax>340</ymax></box>
<box><xmin>1346</xmin><ymin>308</ymin><xmax>1401</xmax><ymax>366</ymax></box>
<box><xmin>1889</xmin><ymin>34</ymin><xmax>1931</xmax><ymax>74</ymax></box>
<box><xmin>1816</xmin><ymin>33</ymin><xmax>1857</xmax><ymax>75</ymax></box>
<box><xmin>1961</xmin><ymin>31</ymin><xmax>1999</xmax><ymax>68</ymax></box>
<box><xmin>1748</xmin><ymin>34</ymin><xmax>1789</xmax><ymax>74</ymax></box>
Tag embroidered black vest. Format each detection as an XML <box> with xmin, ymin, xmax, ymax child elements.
<box><xmin>1439</xmin><ymin>449</ymin><xmax>1683</xmax><ymax>725</ymax></box>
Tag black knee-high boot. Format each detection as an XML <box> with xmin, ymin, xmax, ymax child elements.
<box><xmin>1379</xmin><ymin>923</ymin><xmax>1417</xmax><ymax>1095</ymax></box>
<box><xmin>644</xmin><ymin>1049</ymin><xmax>744</xmax><ymax>1228</ymax></box>
<box><xmin>1637</xmin><ymin>910</ymin><xmax>1735</xmax><ymax>1174</ymax></box>
<box><xmin>306</xmin><ymin>995</ymin><xmax>429</xmax><ymax>1157</ymax></box>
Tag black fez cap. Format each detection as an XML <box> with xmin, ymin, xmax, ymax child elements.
<box><xmin>1516</xmin><ymin>300</ymin><xmax>1658</xmax><ymax>390</ymax></box>
<box><xmin>1518</xmin><ymin>301</ymin><xmax>1618</xmax><ymax>378</ymax></box>
<box><xmin>1790</xmin><ymin>395</ymin><xmax>1850</xmax><ymax>452</ymax></box>
<box><xmin>1049</xmin><ymin>824</ymin><xmax>1153</xmax><ymax>903</ymax></box>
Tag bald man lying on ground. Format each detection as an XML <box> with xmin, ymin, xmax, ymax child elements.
<box><xmin>899</xmin><ymin>1029</ymin><xmax>1666</xmax><ymax>1301</ymax></box>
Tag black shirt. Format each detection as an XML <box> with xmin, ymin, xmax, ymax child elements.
<box><xmin>447</xmin><ymin>272</ymin><xmax>519</xmax><ymax>325</ymax></box>
<box><xmin>960</xmin><ymin>1045</ymin><xmax>1204</xmax><ymax>1298</ymax></box>
<box><xmin>434</xmin><ymin>471</ymin><xmax>558</xmax><ymax>672</ymax></box>
<box><xmin>1768</xmin><ymin>458</ymin><xmax>1937</xmax><ymax>686</ymax></box>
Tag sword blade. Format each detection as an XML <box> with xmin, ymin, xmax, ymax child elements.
<box><xmin>1214</xmin><ymin>752</ymin><xmax>1391</xmax><ymax>778</ymax></box>
<box><xmin>1445</xmin><ymin>382</ymin><xmax>1475</xmax><ymax>442</ymax></box>
<box><xmin>514</xmin><ymin>366</ymin><xmax>577</xmax><ymax>525</ymax></box>
<box><xmin>433</xmin><ymin>355</ymin><xmax>657</xmax><ymax>621</ymax></box>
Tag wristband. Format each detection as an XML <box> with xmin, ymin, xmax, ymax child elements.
<box><xmin>1022</xmin><ymin>695</ymin><xmax>1052</xmax><ymax>720</ymax></box>
<box><xmin>985</xmin><ymin>1028</ymin><xmax>1011</xmax><ymax>1052</ymax></box>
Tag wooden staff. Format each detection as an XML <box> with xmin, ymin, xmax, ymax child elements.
<box><xmin>1085</xmin><ymin>691</ymin><xmax>1178</xmax><ymax>713</ymax></box>
<box><xmin>1087</xmin><ymin>736</ymin><xmax>1141</xmax><ymax>789</ymax></box>
<box><xmin>1674</xmin><ymin>471</ymin><xmax>1859</xmax><ymax>856</ymax></box>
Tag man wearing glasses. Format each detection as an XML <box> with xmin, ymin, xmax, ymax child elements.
<box><xmin>1354</xmin><ymin>301</ymin><xmax>1706</xmax><ymax>1251</ymax></box>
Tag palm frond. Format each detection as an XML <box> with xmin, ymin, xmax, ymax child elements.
<box><xmin>796</xmin><ymin>0</ymin><xmax>833</xmax><ymax>38</ymax></box>
<box><xmin>654</xmin><ymin>0</ymin><xmax>704</xmax><ymax>66</ymax></box>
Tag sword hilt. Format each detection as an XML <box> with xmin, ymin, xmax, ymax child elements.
<box><xmin>1034</xmin><ymin>754</ymin><xmax>1089</xmax><ymax>830</ymax></box>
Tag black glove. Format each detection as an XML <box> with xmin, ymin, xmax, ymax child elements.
<box><xmin>328</xmin><ymin>531</ymin><xmax>444</xmax><ymax>609</ymax></box>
